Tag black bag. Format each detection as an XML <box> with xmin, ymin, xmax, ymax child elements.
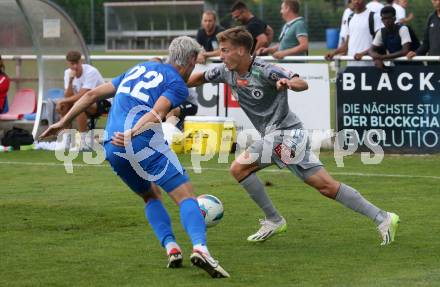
<box><xmin>1</xmin><ymin>127</ymin><xmax>34</xmax><ymax>149</ymax></box>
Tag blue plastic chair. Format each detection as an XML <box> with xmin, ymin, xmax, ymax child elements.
<box><xmin>23</xmin><ymin>88</ymin><xmax>64</xmax><ymax>121</ymax></box>
<box><xmin>46</xmin><ymin>88</ymin><xmax>64</xmax><ymax>100</ymax></box>
<box><xmin>23</xmin><ymin>113</ymin><xmax>36</xmax><ymax>120</ymax></box>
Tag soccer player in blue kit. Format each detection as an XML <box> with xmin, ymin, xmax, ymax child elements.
<box><xmin>39</xmin><ymin>36</ymin><xmax>230</xmax><ymax>278</ymax></box>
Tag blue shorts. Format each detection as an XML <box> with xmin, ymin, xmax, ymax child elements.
<box><xmin>104</xmin><ymin>136</ymin><xmax>189</xmax><ymax>194</ymax></box>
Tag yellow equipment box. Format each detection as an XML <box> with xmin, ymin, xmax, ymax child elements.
<box><xmin>183</xmin><ymin>116</ymin><xmax>236</xmax><ymax>155</ymax></box>
<box><xmin>170</xmin><ymin>133</ymin><xmax>184</xmax><ymax>154</ymax></box>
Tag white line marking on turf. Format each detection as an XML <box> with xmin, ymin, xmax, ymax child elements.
<box><xmin>0</xmin><ymin>161</ymin><xmax>104</xmax><ymax>168</ymax></box>
<box><xmin>1</xmin><ymin>160</ymin><xmax>440</xmax><ymax>180</ymax></box>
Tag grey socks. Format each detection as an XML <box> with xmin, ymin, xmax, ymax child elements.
<box><xmin>239</xmin><ymin>174</ymin><xmax>387</xmax><ymax>226</ymax></box>
<box><xmin>336</xmin><ymin>183</ymin><xmax>388</xmax><ymax>226</ymax></box>
<box><xmin>240</xmin><ymin>173</ymin><xmax>283</xmax><ymax>222</ymax></box>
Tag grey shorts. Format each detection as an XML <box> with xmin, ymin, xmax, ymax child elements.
<box><xmin>246</xmin><ymin>129</ymin><xmax>323</xmax><ymax>181</ymax></box>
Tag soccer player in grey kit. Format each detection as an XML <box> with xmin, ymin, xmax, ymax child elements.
<box><xmin>189</xmin><ymin>27</ymin><xmax>399</xmax><ymax>245</ymax></box>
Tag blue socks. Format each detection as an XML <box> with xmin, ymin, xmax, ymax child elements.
<box><xmin>145</xmin><ymin>198</ymin><xmax>207</xmax><ymax>249</ymax></box>
<box><xmin>179</xmin><ymin>198</ymin><xmax>207</xmax><ymax>246</ymax></box>
<box><xmin>145</xmin><ymin>199</ymin><xmax>175</xmax><ymax>247</ymax></box>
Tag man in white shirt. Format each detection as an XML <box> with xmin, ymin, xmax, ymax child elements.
<box><xmin>339</xmin><ymin>0</ymin><xmax>354</xmax><ymax>47</ymax></box>
<box><xmin>56</xmin><ymin>51</ymin><xmax>106</xmax><ymax>148</ymax></box>
<box><xmin>367</xmin><ymin>0</ymin><xmax>384</xmax><ymax>14</ymax></box>
<box><xmin>397</xmin><ymin>0</ymin><xmax>414</xmax><ymax>24</ymax></box>
<box><xmin>392</xmin><ymin>1</ymin><xmax>406</xmax><ymax>22</ymax></box>
<box><xmin>326</xmin><ymin>0</ymin><xmax>382</xmax><ymax>66</ymax></box>
<box><xmin>385</xmin><ymin>0</ymin><xmax>413</xmax><ymax>23</ymax></box>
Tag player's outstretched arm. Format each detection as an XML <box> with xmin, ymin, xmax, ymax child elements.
<box><xmin>39</xmin><ymin>82</ymin><xmax>116</xmax><ymax>140</ymax></box>
<box><xmin>276</xmin><ymin>77</ymin><xmax>308</xmax><ymax>92</ymax></box>
<box><xmin>187</xmin><ymin>71</ymin><xmax>207</xmax><ymax>87</ymax></box>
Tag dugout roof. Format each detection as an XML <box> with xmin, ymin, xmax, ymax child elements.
<box><xmin>0</xmin><ymin>0</ymin><xmax>88</xmax><ymax>137</ymax></box>
<box><xmin>104</xmin><ymin>1</ymin><xmax>204</xmax><ymax>50</ymax></box>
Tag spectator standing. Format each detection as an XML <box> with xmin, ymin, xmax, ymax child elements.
<box><xmin>256</xmin><ymin>0</ymin><xmax>308</xmax><ymax>59</ymax></box>
<box><xmin>367</xmin><ymin>0</ymin><xmax>384</xmax><ymax>14</ymax></box>
<box><xmin>396</xmin><ymin>0</ymin><xmax>414</xmax><ymax>24</ymax></box>
<box><xmin>407</xmin><ymin>0</ymin><xmax>440</xmax><ymax>64</ymax></box>
<box><xmin>326</xmin><ymin>0</ymin><xmax>382</xmax><ymax>66</ymax></box>
<box><xmin>230</xmin><ymin>1</ymin><xmax>274</xmax><ymax>54</ymax></box>
<box><xmin>385</xmin><ymin>0</ymin><xmax>406</xmax><ymax>23</ymax></box>
<box><xmin>339</xmin><ymin>0</ymin><xmax>354</xmax><ymax>47</ymax></box>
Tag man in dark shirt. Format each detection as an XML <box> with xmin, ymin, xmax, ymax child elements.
<box><xmin>230</xmin><ymin>1</ymin><xmax>273</xmax><ymax>54</ymax></box>
<box><xmin>196</xmin><ymin>10</ymin><xmax>224</xmax><ymax>64</ymax></box>
<box><xmin>407</xmin><ymin>0</ymin><xmax>440</xmax><ymax>64</ymax></box>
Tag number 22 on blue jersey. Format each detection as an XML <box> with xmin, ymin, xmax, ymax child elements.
<box><xmin>116</xmin><ymin>65</ymin><xmax>164</xmax><ymax>103</ymax></box>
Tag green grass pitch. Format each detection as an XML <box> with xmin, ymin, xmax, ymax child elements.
<box><xmin>1</xmin><ymin>150</ymin><xmax>439</xmax><ymax>286</ymax></box>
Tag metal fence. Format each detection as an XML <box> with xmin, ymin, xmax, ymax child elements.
<box><xmin>50</xmin><ymin>0</ymin><xmax>436</xmax><ymax>48</ymax></box>
<box><xmin>2</xmin><ymin>54</ymin><xmax>439</xmax><ymax>139</ymax></box>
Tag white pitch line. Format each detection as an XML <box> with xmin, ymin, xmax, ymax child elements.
<box><xmin>1</xmin><ymin>160</ymin><xmax>439</xmax><ymax>180</ymax></box>
<box><xmin>0</xmin><ymin>161</ymin><xmax>106</xmax><ymax>168</ymax></box>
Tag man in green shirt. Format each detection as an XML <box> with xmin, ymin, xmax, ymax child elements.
<box><xmin>257</xmin><ymin>0</ymin><xmax>308</xmax><ymax>59</ymax></box>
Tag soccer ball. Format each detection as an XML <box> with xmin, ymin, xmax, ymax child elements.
<box><xmin>197</xmin><ymin>194</ymin><xmax>224</xmax><ymax>227</ymax></box>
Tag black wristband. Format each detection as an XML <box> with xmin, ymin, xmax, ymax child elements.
<box><xmin>292</xmin><ymin>73</ymin><xmax>300</xmax><ymax>78</ymax></box>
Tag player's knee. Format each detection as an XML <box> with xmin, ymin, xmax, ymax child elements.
<box><xmin>141</xmin><ymin>190</ymin><xmax>160</xmax><ymax>204</ymax></box>
<box><xmin>229</xmin><ymin>160</ymin><xmax>240</xmax><ymax>179</ymax></box>
<box><xmin>57</xmin><ymin>103</ymin><xmax>69</xmax><ymax>115</ymax></box>
<box><xmin>167</xmin><ymin>182</ymin><xmax>195</xmax><ymax>205</ymax></box>
<box><xmin>230</xmin><ymin>160</ymin><xmax>251</xmax><ymax>181</ymax></box>
<box><xmin>317</xmin><ymin>181</ymin><xmax>339</xmax><ymax>199</ymax></box>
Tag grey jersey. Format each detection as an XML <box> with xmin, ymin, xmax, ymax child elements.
<box><xmin>204</xmin><ymin>58</ymin><xmax>303</xmax><ymax>135</ymax></box>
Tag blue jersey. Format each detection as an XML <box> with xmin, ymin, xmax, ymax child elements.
<box><xmin>105</xmin><ymin>61</ymin><xmax>188</xmax><ymax>142</ymax></box>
